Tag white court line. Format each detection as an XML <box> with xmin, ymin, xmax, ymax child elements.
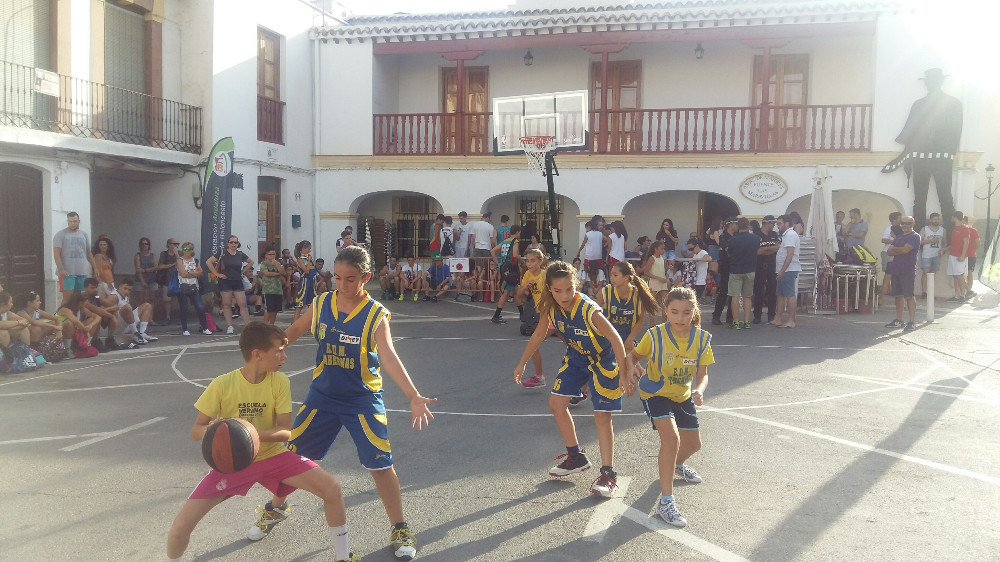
<box><xmin>0</xmin><ymin>350</ymin><xmax>170</xmax><ymax>387</ymax></box>
<box><xmin>827</xmin><ymin>374</ymin><xmax>999</xmax><ymax>405</ymax></box>
<box><xmin>703</xmin><ymin>407</ymin><xmax>1000</xmax><ymax>486</ymax></box>
<box><xmin>583</xmin><ymin>476</ymin><xmax>631</xmax><ymax>542</ymax></box>
<box><xmin>600</xmin><ymin>499</ymin><xmax>749</xmax><ymax>562</ymax></box>
<box><xmin>919</xmin><ymin>349</ymin><xmax>1000</xmax><ymax>404</ymax></box>
<box><xmin>59</xmin><ymin>417</ymin><xmax>167</xmax><ymax>452</ymax></box>
<box><xmin>708</xmin><ymin>364</ymin><xmax>936</xmax><ymax>412</ymax></box>
<box><xmin>0</xmin><ymin>432</ymin><xmax>105</xmax><ymax>446</ymax></box>
<box><xmin>170</xmin><ymin>347</ymin><xmax>204</xmax><ymax>388</ymax></box>
<box><xmin>0</xmin><ymin>378</ymin><xmax>212</xmax><ymax>397</ymax></box>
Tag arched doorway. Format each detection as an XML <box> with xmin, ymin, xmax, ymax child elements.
<box><xmin>0</xmin><ymin>163</ymin><xmax>44</xmax><ymax>301</ymax></box>
<box><xmin>701</xmin><ymin>192</ymin><xmax>741</xmax><ymax>235</ymax></box>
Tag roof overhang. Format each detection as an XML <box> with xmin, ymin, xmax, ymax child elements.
<box><xmin>314</xmin><ymin>1</ymin><xmax>902</xmax><ymax>53</ymax></box>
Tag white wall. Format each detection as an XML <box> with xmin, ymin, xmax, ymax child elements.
<box><xmin>319</xmin><ymin>41</ymin><xmax>374</xmax><ymax>154</ymax></box>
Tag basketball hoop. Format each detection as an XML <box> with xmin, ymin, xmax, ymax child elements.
<box><xmin>519</xmin><ymin>135</ymin><xmax>556</xmax><ymax>173</ymax></box>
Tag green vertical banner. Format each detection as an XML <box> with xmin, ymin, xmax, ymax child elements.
<box><xmin>201</xmin><ymin>137</ymin><xmax>235</xmax><ymax>279</ymax></box>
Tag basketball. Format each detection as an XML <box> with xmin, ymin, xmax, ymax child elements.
<box><xmin>202</xmin><ymin>418</ymin><xmax>260</xmax><ymax>473</ymax></box>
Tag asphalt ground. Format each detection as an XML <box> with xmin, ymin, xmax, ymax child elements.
<box><xmin>2</xmin><ymin>288</ymin><xmax>999</xmax><ymax>561</ymax></box>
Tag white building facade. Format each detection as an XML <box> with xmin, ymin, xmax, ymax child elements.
<box><xmin>311</xmin><ymin>1</ymin><xmax>996</xmax><ymax>266</ymax></box>
<box><xmin>0</xmin><ymin>0</ymin><xmax>333</xmax><ymax>309</ymax></box>
<box><xmin>3</xmin><ymin>0</ymin><xmax>996</xmax><ymax>309</ymax></box>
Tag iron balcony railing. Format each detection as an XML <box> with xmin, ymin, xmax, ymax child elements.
<box><xmin>373</xmin><ymin>104</ymin><xmax>872</xmax><ymax>156</ymax></box>
<box><xmin>0</xmin><ymin>60</ymin><xmax>202</xmax><ymax>154</ymax></box>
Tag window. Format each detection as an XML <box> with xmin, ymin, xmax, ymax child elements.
<box><xmin>753</xmin><ymin>54</ymin><xmax>809</xmax><ymax>150</ymax></box>
<box><xmin>104</xmin><ymin>3</ymin><xmax>147</xmax><ymax>140</ymax></box>
<box><xmin>257</xmin><ymin>27</ymin><xmax>284</xmax><ymax>143</ymax></box>
<box><xmin>591</xmin><ymin>60</ymin><xmax>641</xmax><ymax>152</ymax></box>
<box><xmin>517</xmin><ymin>195</ymin><xmax>563</xmax><ymax>251</ymax></box>
<box><xmin>393</xmin><ymin>196</ymin><xmax>434</xmax><ymax>258</ymax></box>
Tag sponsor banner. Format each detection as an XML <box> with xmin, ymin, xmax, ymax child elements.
<box><xmin>200</xmin><ymin>138</ymin><xmax>235</xmax><ymax>282</ymax></box>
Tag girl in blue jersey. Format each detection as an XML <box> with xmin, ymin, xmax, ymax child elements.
<box><xmin>292</xmin><ymin>240</ymin><xmax>318</xmax><ymax>324</ymax></box>
<box><xmin>597</xmin><ymin>261</ymin><xmax>660</xmax><ymax>354</ymax></box>
<box><xmin>250</xmin><ymin>246</ymin><xmax>436</xmax><ymax>561</ymax></box>
<box><xmin>625</xmin><ymin>286</ymin><xmax>714</xmax><ymax>528</ymax></box>
<box><xmin>513</xmin><ymin>261</ymin><xmax>632</xmax><ymax>499</ymax></box>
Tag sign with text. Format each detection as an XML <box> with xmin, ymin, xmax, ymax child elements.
<box><xmin>739</xmin><ymin>172</ymin><xmax>788</xmax><ymax>203</ymax></box>
<box><xmin>201</xmin><ymin>137</ymin><xmax>235</xmax><ymax>281</ymax></box>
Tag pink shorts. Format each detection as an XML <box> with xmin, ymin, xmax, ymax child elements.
<box><xmin>189</xmin><ymin>451</ymin><xmax>318</xmax><ymax>499</ymax></box>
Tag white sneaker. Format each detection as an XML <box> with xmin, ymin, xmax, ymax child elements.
<box><xmin>141</xmin><ymin>332</ymin><xmax>158</xmax><ymax>342</ymax></box>
<box><xmin>202</xmin><ymin>329</ymin><xmax>213</xmax><ymax>335</ymax></box>
<box><xmin>226</xmin><ymin>325</ymin><xmax>235</xmax><ymax>335</ymax></box>
<box><xmin>132</xmin><ymin>335</ymin><xmax>148</xmax><ymax>345</ymax></box>
<box><xmin>182</xmin><ymin>330</ymin><xmax>191</xmax><ymax>336</ymax></box>
<box><xmin>675</xmin><ymin>464</ymin><xmax>703</xmax><ymax>484</ymax></box>
<box><xmin>247</xmin><ymin>502</ymin><xmax>291</xmax><ymax>541</ymax></box>
<box><xmin>657</xmin><ymin>499</ymin><xmax>687</xmax><ymax>528</ymax></box>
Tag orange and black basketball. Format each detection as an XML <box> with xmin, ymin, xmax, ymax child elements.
<box><xmin>202</xmin><ymin>418</ymin><xmax>260</xmax><ymax>473</ymax></box>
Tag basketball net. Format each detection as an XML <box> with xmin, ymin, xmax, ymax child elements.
<box><xmin>519</xmin><ymin>135</ymin><xmax>556</xmax><ymax>173</ymax></box>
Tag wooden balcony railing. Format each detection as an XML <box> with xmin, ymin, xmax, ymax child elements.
<box><xmin>374</xmin><ymin>112</ymin><xmax>492</xmax><ymax>155</ymax></box>
<box><xmin>257</xmin><ymin>95</ymin><xmax>285</xmax><ymax>144</ymax></box>
<box><xmin>0</xmin><ymin>60</ymin><xmax>202</xmax><ymax>153</ymax></box>
<box><xmin>373</xmin><ymin>104</ymin><xmax>871</xmax><ymax>156</ymax></box>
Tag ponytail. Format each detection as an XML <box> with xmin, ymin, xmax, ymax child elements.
<box><xmin>612</xmin><ymin>261</ymin><xmax>659</xmax><ymax>316</ymax></box>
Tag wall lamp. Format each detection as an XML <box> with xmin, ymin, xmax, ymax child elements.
<box><xmin>192</xmin><ymin>182</ymin><xmax>203</xmax><ymax>210</ymax></box>
<box><xmin>524</xmin><ymin>50</ymin><xmax>534</xmax><ymax>66</ymax></box>
<box><xmin>695</xmin><ymin>43</ymin><xmax>704</xmax><ymax>59</ymax></box>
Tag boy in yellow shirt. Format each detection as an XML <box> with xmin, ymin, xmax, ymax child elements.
<box><xmin>166</xmin><ymin>322</ymin><xmax>358</xmax><ymax>561</ymax></box>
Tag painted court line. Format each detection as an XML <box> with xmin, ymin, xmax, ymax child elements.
<box><xmin>583</xmin><ymin>476</ymin><xmax>632</xmax><ymax>542</ymax></box>
<box><xmin>0</xmin><ymin>432</ymin><xmax>106</xmax><ymax>446</ymax></box>
<box><xmin>0</xmin><ymin>350</ymin><xmax>169</xmax><ymax>387</ymax></box>
<box><xmin>59</xmin><ymin>417</ymin><xmax>167</xmax><ymax>452</ymax></box>
<box><xmin>704</xmin><ymin>407</ymin><xmax>1000</xmax><ymax>486</ymax></box>
<box><xmin>827</xmin><ymin>374</ymin><xmax>999</xmax><ymax>405</ymax></box>
<box><xmin>600</xmin><ymin>499</ymin><xmax>749</xmax><ymax>562</ymax></box>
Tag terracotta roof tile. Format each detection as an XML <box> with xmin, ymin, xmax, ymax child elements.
<box><xmin>316</xmin><ymin>1</ymin><xmax>903</xmax><ymax>41</ymax></box>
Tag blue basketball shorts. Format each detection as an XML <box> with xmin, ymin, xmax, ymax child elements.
<box><xmin>287</xmin><ymin>404</ymin><xmax>393</xmax><ymax>470</ymax></box>
<box><xmin>551</xmin><ymin>360</ymin><xmax>623</xmax><ymax>412</ymax></box>
<box><xmin>642</xmin><ymin>395</ymin><xmax>699</xmax><ymax>431</ymax></box>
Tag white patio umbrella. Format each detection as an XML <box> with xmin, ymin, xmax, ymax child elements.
<box><xmin>808</xmin><ymin>165</ymin><xmax>838</xmax><ymax>312</ymax></box>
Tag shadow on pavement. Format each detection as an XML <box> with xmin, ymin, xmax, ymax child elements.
<box><xmin>749</xmin><ymin>371</ymin><xmax>976</xmax><ymax>561</ymax></box>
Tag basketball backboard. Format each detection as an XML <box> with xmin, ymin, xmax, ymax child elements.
<box><xmin>492</xmin><ymin>90</ymin><xmax>589</xmax><ymax>154</ymax></box>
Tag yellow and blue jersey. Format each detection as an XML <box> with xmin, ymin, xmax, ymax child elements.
<box><xmin>306</xmin><ymin>289</ymin><xmax>389</xmax><ymax>413</ymax></box>
<box><xmin>601</xmin><ymin>284</ymin><xmax>642</xmax><ymax>342</ymax></box>
<box><xmin>635</xmin><ymin>324</ymin><xmax>714</xmax><ymax>402</ymax></box>
<box><xmin>548</xmin><ymin>293</ymin><xmax>621</xmax><ymax>400</ymax></box>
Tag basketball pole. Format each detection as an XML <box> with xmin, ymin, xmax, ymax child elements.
<box><xmin>544</xmin><ymin>151</ymin><xmax>561</xmax><ymax>259</ymax></box>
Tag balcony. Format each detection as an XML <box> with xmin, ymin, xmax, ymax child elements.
<box><xmin>257</xmin><ymin>95</ymin><xmax>285</xmax><ymax>144</ymax></box>
<box><xmin>373</xmin><ymin>104</ymin><xmax>871</xmax><ymax>156</ymax></box>
<box><xmin>0</xmin><ymin>60</ymin><xmax>202</xmax><ymax>154</ymax></box>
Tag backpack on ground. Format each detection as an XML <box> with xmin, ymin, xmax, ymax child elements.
<box><xmin>5</xmin><ymin>342</ymin><xmax>38</xmax><ymax>373</ymax></box>
<box><xmin>37</xmin><ymin>334</ymin><xmax>67</xmax><ymax>363</ymax></box>
<box><xmin>848</xmin><ymin>244</ymin><xmax>877</xmax><ymax>266</ymax></box>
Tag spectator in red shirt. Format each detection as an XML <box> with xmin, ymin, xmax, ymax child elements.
<box><xmin>946</xmin><ymin>211</ymin><xmax>970</xmax><ymax>302</ymax></box>
<box><xmin>963</xmin><ymin>216</ymin><xmax>980</xmax><ymax>299</ymax></box>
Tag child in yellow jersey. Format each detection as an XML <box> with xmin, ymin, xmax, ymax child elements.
<box><xmin>167</xmin><ymin>322</ymin><xmax>359</xmax><ymax>562</ymax></box>
<box><xmin>515</xmin><ymin>249</ymin><xmax>547</xmax><ymax>388</ymax></box>
<box><xmin>626</xmin><ymin>287</ymin><xmax>714</xmax><ymax>529</ymax></box>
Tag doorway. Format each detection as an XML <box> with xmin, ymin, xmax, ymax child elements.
<box><xmin>700</xmin><ymin>192</ymin><xmax>741</xmax><ymax>236</ymax></box>
<box><xmin>257</xmin><ymin>177</ymin><xmax>281</xmax><ymax>259</ymax></box>
<box><xmin>0</xmin><ymin>163</ymin><xmax>44</xmax><ymax>302</ymax></box>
